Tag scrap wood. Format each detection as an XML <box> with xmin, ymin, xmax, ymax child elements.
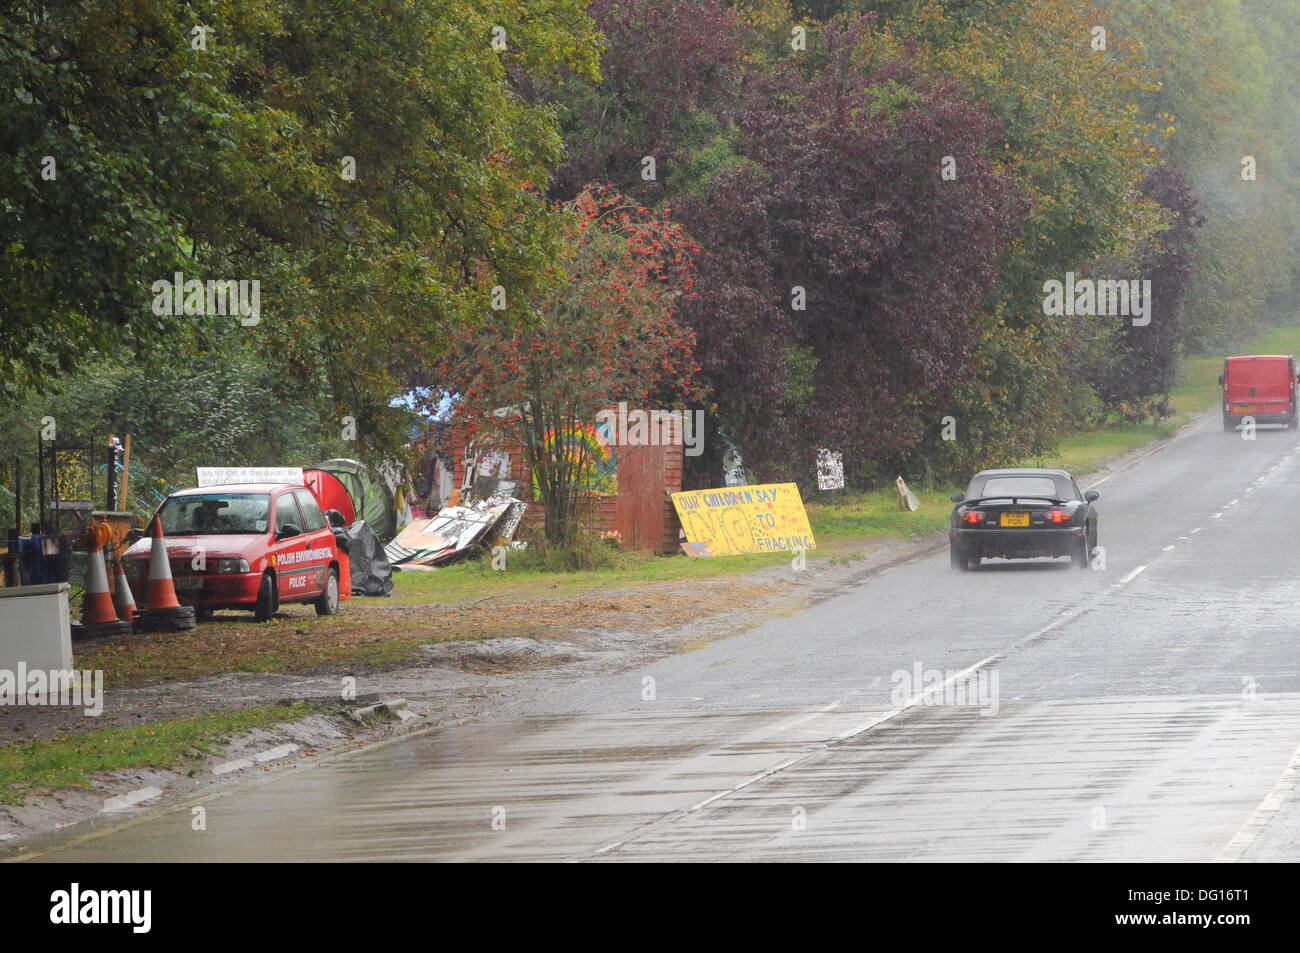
<box><xmin>385</xmin><ymin>495</ymin><xmax>527</xmax><ymax>566</ymax></box>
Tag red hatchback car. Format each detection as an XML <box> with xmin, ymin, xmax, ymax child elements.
<box><xmin>124</xmin><ymin>483</ymin><xmax>345</xmax><ymax>622</ymax></box>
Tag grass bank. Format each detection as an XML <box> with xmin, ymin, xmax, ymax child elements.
<box><xmin>0</xmin><ymin>702</ymin><xmax>321</xmax><ymax>805</ymax></box>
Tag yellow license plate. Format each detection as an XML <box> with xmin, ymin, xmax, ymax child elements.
<box><xmin>1235</xmin><ymin>404</ymin><xmax>1255</xmax><ymax>413</ymax></box>
<box><xmin>1000</xmin><ymin>512</ymin><xmax>1030</xmax><ymax>527</ymax></box>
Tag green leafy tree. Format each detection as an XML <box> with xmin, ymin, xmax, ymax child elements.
<box><xmin>1</xmin><ymin>0</ymin><xmax>600</xmax><ymax>448</ymax></box>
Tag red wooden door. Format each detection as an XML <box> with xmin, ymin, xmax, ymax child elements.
<box><xmin>614</xmin><ymin>444</ymin><xmax>664</xmax><ymax>552</ymax></box>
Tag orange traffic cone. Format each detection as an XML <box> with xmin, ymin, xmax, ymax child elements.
<box><xmin>110</xmin><ymin>551</ymin><xmax>138</xmax><ymax>622</ymax></box>
<box><xmin>143</xmin><ymin>515</ymin><xmax>182</xmax><ymax>610</ymax></box>
<box><xmin>72</xmin><ymin>523</ymin><xmax>131</xmax><ymax>638</ymax></box>
<box><xmin>134</xmin><ymin>515</ymin><xmax>196</xmax><ymax>633</ymax></box>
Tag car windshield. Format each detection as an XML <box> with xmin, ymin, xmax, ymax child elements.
<box><xmin>973</xmin><ymin>476</ymin><xmax>1064</xmax><ymax>499</ymax></box>
<box><xmin>158</xmin><ymin>493</ymin><xmax>271</xmax><ymax>535</ymax></box>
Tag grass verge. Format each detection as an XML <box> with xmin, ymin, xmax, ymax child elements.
<box><xmin>0</xmin><ymin>702</ymin><xmax>322</xmax><ymax>805</ymax></box>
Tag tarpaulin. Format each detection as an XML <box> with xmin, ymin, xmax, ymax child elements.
<box><xmin>332</xmin><ymin>520</ymin><xmax>393</xmax><ymax>596</ymax></box>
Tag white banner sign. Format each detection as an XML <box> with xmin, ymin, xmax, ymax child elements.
<box><xmin>816</xmin><ymin>449</ymin><xmax>844</xmax><ymax>491</ymax></box>
<box><xmin>197</xmin><ymin>467</ymin><xmax>304</xmax><ymax>487</ymax></box>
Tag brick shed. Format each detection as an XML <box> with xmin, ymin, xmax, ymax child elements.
<box><xmin>452</xmin><ymin>440</ymin><xmax>683</xmax><ymax>554</ymax></box>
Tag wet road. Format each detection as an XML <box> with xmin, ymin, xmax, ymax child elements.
<box><xmin>20</xmin><ymin>416</ymin><xmax>1300</xmax><ymax>861</ymax></box>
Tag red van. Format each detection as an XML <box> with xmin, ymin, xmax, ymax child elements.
<box><xmin>1220</xmin><ymin>355</ymin><xmax>1300</xmax><ymax>431</ymax></box>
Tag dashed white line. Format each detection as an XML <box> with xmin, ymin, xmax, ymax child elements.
<box><xmin>1118</xmin><ymin>565</ymin><xmax>1147</xmax><ymax>585</ymax></box>
<box><xmin>1162</xmin><ymin>545</ymin><xmax>1175</xmax><ymax>552</ymax></box>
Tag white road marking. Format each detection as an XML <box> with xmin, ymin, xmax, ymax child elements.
<box><xmin>834</xmin><ymin>654</ymin><xmax>1003</xmax><ymax>742</ymax></box>
<box><xmin>1162</xmin><ymin>545</ymin><xmax>1175</xmax><ymax>552</ymax></box>
<box><xmin>687</xmin><ymin>757</ymin><xmax>803</xmax><ymax>813</ymax></box>
<box><xmin>1118</xmin><ymin>566</ymin><xmax>1147</xmax><ymax>585</ymax></box>
<box><xmin>1216</xmin><ymin>739</ymin><xmax>1300</xmax><ymax>862</ymax></box>
<box><xmin>1211</xmin><ymin>512</ymin><xmax>1223</xmax><ymax>519</ymax></box>
<box><xmin>1191</xmin><ymin>527</ymin><xmax>1202</xmax><ymax>534</ymax></box>
<box><xmin>774</xmin><ymin>701</ymin><xmax>840</xmax><ymax>731</ymax></box>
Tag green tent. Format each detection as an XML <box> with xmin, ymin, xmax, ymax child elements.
<box><xmin>313</xmin><ymin>458</ymin><xmax>397</xmax><ymax>543</ymax></box>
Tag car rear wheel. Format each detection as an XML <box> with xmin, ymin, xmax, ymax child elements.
<box><xmin>195</xmin><ymin>607</ymin><xmax>214</xmax><ymax>623</ymax></box>
<box><xmin>1223</xmin><ymin>415</ymin><xmax>1235</xmax><ymax>432</ymax></box>
<box><xmin>950</xmin><ymin>542</ymin><xmax>971</xmax><ymax>571</ymax></box>
<box><xmin>315</xmin><ymin>567</ymin><xmax>340</xmax><ymax>616</ymax></box>
<box><xmin>253</xmin><ymin>572</ymin><xmax>276</xmax><ymax>622</ymax></box>
<box><xmin>1072</xmin><ymin>532</ymin><xmax>1091</xmax><ymax>569</ymax></box>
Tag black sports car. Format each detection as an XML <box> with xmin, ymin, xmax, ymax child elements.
<box><xmin>948</xmin><ymin>468</ymin><xmax>1099</xmax><ymax>571</ymax></box>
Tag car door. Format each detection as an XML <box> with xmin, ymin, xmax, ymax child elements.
<box><xmin>292</xmin><ymin>488</ymin><xmax>335</xmax><ymax>595</ymax></box>
<box><xmin>271</xmin><ymin>490</ymin><xmax>321</xmax><ymax>602</ymax></box>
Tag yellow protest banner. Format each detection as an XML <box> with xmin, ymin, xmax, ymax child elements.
<box><xmin>671</xmin><ymin>483</ymin><xmax>816</xmax><ymax>556</ymax></box>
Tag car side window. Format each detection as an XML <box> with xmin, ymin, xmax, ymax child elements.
<box><xmin>275</xmin><ymin>493</ymin><xmax>303</xmax><ymax>535</ymax></box>
<box><xmin>1070</xmin><ymin>481</ymin><xmax>1084</xmax><ymax>501</ymax></box>
<box><xmin>293</xmin><ymin>489</ymin><xmax>328</xmax><ymax>532</ymax></box>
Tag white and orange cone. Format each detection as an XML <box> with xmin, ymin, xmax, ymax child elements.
<box><xmin>76</xmin><ymin>523</ymin><xmax>131</xmax><ymax>636</ymax></box>
<box><xmin>133</xmin><ymin>515</ymin><xmax>196</xmax><ymax>633</ymax></box>
<box><xmin>111</xmin><ymin>551</ymin><xmax>138</xmax><ymax>622</ymax></box>
<box><xmin>144</xmin><ymin>514</ymin><xmax>183</xmax><ymax>610</ymax></box>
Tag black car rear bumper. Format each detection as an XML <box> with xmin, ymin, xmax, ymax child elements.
<box><xmin>952</xmin><ymin>526</ymin><xmax>1083</xmax><ymax>559</ymax></box>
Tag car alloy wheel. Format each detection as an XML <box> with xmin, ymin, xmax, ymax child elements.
<box><xmin>315</xmin><ymin>568</ymin><xmax>340</xmax><ymax>616</ymax></box>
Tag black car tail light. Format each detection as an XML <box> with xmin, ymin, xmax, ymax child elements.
<box><xmin>960</xmin><ymin>510</ymin><xmax>984</xmax><ymax>524</ymax></box>
<box><xmin>1045</xmin><ymin>509</ymin><xmax>1070</xmax><ymax>523</ymax></box>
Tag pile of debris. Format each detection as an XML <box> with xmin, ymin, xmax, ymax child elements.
<box><xmin>384</xmin><ymin>477</ymin><xmax>527</xmax><ymax>569</ymax></box>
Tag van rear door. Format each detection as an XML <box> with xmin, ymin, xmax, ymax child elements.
<box><xmin>1227</xmin><ymin>356</ymin><xmax>1290</xmax><ymax>416</ymax></box>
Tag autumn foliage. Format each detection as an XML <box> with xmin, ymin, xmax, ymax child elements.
<box><xmin>428</xmin><ymin>186</ymin><xmax>705</xmax><ymax>544</ymax></box>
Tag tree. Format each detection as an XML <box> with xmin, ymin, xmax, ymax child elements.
<box><xmin>537</xmin><ymin>0</ymin><xmax>744</xmax><ymax>202</ymax></box>
<box><xmin>1</xmin><ymin>0</ymin><xmax>601</xmax><ymax>447</ymax></box>
<box><xmin>1097</xmin><ymin>0</ymin><xmax>1299</xmax><ymax>350</ymax></box>
<box><xmin>428</xmin><ymin>187</ymin><xmax>704</xmax><ymax>545</ymax></box>
<box><xmin>1076</xmin><ymin>163</ymin><xmax>1203</xmax><ymax>417</ymax></box>
<box><xmin>849</xmin><ymin>1</ymin><xmax>1168</xmax><ymax>466</ymax></box>
<box><xmin>675</xmin><ymin>18</ymin><xmax>1026</xmax><ymax>484</ymax></box>
<box><xmin>0</xmin><ymin>329</ymin><xmax>349</xmax><ymax>529</ymax></box>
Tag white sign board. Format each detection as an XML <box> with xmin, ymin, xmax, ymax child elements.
<box><xmin>197</xmin><ymin>467</ymin><xmax>304</xmax><ymax>487</ymax></box>
<box><xmin>816</xmin><ymin>449</ymin><xmax>844</xmax><ymax>491</ymax></box>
